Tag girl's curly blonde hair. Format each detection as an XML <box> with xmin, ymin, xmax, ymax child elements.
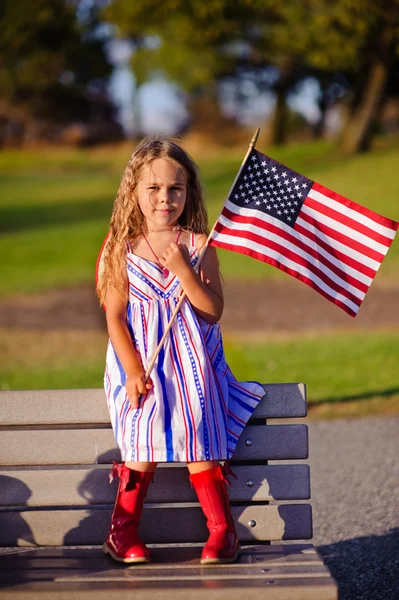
<box><xmin>96</xmin><ymin>136</ymin><xmax>209</xmax><ymax>305</ymax></box>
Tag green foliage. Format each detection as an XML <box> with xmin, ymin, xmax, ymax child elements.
<box><xmin>105</xmin><ymin>0</ymin><xmax>398</xmax><ymax>89</ymax></box>
<box><xmin>0</xmin><ymin>0</ymin><xmax>111</xmax><ymax>121</ymax></box>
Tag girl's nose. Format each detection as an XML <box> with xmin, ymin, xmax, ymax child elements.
<box><xmin>160</xmin><ymin>190</ymin><xmax>171</xmax><ymax>203</ymax></box>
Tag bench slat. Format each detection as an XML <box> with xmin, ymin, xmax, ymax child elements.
<box><xmin>0</xmin><ymin>383</ymin><xmax>306</xmax><ymax>426</ymax></box>
<box><xmin>0</xmin><ymin>504</ymin><xmax>312</xmax><ymax>546</ymax></box>
<box><xmin>0</xmin><ymin>464</ymin><xmax>310</xmax><ymax>506</ymax></box>
<box><xmin>0</xmin><ymin>546</ymin><xmax>338</xmax><ymax>600</ymax></box>
<box><xmin>0</xmin><ymin>425</ymin><xmax>308</xmax><ymax>466</ymax></box>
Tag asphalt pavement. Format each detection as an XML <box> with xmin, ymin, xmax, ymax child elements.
<box><xmin>305</xmin><ymin>416</ymin><xmax>399</xmax><ymax>600</ymax></box>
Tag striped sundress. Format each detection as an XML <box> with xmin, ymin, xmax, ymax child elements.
<box><xmin>104</xmin><ymin>232</ymin><xmax>264</xmax><ymax>462</ymax></box>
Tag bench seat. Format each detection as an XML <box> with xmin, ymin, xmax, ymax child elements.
<box><xmin>0</xmin><ymin>384</ymin><xmax>338</xmax><ymax>599</ymax></box>
<box><xmin>0</xmin><ymin>545</ymin><xmax>336</xmax><ymax>600</ymax></box>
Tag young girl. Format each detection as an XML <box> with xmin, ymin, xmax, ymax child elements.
<box><xmin>96</xmin><ymin>137</ymin><xmax>264</xmax><ymax>565</ymax></box>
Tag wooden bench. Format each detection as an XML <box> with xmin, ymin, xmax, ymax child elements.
<box><xmin>0</xmin><ymin>385</ymin><xmax>338</xmax><ymax>599</ymax></box>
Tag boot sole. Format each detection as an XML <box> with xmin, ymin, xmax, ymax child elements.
<box><xmin>200</xmin><ymin>545</ymin><xmax>240</xmax><ymax>565</ymax></box>
<box><xmin>103</xmin><ymin>542</ymin><xmax>151</xmax><ymax>564</ymax></box>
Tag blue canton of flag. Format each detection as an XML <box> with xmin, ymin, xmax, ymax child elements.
<box><xmin>230</xmin><ymin>151</ymin><xmax>311</xmax><ymax>227</ymax></box>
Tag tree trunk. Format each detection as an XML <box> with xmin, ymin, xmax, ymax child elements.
<box><xmin>267</xmin><ymin>60</ymin><xmax>294</xmax><ymax>146</ymax></box>
<box><xmin>312</xmin><ymin>88</ymin><xmax>328</xmax><ymax>139</ymax></box>
<box><xmin>340</xmin><ymin>10</ymin><xmax>397</xmax><ymax>155</ymax></box>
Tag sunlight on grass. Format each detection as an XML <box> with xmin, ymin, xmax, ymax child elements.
<box><xmin>1</xmin><ymin>138</ymin><xmax>398</xmax><ymax>296</ymax></box>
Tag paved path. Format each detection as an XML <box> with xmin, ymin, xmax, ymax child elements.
<box><xmin>305</xmin><ymin>416</ymin><xmax>399</xmax><ymax>600</ymax></box>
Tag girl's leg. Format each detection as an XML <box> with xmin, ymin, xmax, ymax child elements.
<box><xmin>187</xmin><ymin>460</ymin><xmax>239</xmax><ymax>565</ymax></box>
<box><xmin>103</xmin><ymin>461</ymin><xmax>157</xmax><ymax>563</ymax></box>
<box><xmin>187</xmin><ymin>460</ymin><xmax>219</xmax><ymax>474</ymax></box>
<box><xmin>125</xmin><ymin>461</ymin><xmax>157</xmax><ymax>472</ymax></box>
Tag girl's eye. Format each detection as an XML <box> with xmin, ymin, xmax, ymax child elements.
<box><xmin>148</xmin><ymin>186</ymin><xmax>158</xmax><ymax>190</ymax></box>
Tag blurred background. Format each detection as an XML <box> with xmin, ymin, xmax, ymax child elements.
<box><xmin>0</xmin><ymin>0</ymin><xmax>398</xmax><ymax>420</ymax></box>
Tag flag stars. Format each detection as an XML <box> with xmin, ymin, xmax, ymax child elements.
<box><xmin>282</xmin><ymin>171</ymin><xmax>287</xmax><ymax>178</ymax></box>
<box><xmin>297</xmin><ymin>193</ymin><xmax>302</xmax><ymax>198</ymax></box>
<box><xmin>292</xmin><ymin>177</ymin><xmax>297</xmax><ymax>183</ymax></box>
<box><xmin>261</xmin><ymin>161</ymin><xmax>267</xmax><ymax>167</ymax></box>
<box><xmin>294</xmin><ymin>185</ymin><xmax>299</xmax><ymax>190</ymax></box>
<box><xmin>302</xmin><ymin>183</ymin><xmax>307</xmax><ymax>188</ymax></box>
<box><xmin>271</xmin><ymin>166</ymin><xmax>277</xmax><ymax>172</ymax></box>
<box><xmin>255</xmin><ymin>201</ymin><xmax>261</xmax><ymax>206</ymax></box>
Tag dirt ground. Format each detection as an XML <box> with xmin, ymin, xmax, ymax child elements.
<box><xmin>1</xmin><ymin>279</ymin><xmax>398</xmax><ymax>335</ymax></box>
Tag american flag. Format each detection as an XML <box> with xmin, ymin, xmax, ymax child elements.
<box><xmin>209</xmin><ymin>148</ymin><xmax>398</xmax><ymax>317</ymax></box>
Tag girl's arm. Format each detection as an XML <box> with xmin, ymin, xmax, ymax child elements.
<box><xmin>105</xmin><ymin>276</ymin><xmax>152</xmax><ymax>407</ymax></box>
<box><xmin>160</xmin><ymin>234</ymin><xmax>223</xmax><ymax>324</ymax></box>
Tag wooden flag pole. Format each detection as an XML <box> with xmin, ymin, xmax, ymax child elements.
<box><xmin>145</xmin><ymin>127</ymin><xmax>260</xmax><ymax>380</ymax></box>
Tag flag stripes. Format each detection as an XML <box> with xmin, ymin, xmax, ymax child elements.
<box><xmin>311</xmin><ymin>182</ymin><xmax>398</xmax><ymax>237</ymax></box>
<box><xmin>213</xmin><ymin>206</ymin><xmax>363</xmax><ymax>315</ymax></box>
<box><xmin>209</xmin><ymin>147</ymin><xmax>398</xmax><ymax>316</ymax></box>
<box><xmin>211</xmin><ymin>195</ymin><xmax>396</xmax><ymax>316</ymax></box>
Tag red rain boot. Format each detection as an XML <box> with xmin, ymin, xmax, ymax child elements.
<box><xmin>189</xmin><ymin>465</ymin><xmax>240</xmax><ymax>565</ymax></box>
<box><xmin>103</xmin><ymin>462</ymin><xmax>152</xmax><ymax>563</ymax></box>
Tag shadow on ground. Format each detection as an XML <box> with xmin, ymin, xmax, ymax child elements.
<box><xmin>309</xmin><ymin>386</ymin><xmax>399</xmax><ymax>406</ymax></box>
<box><xmin>317</xmin><ymin>528</ymin><xmax>399</xmax><ymax>600</ymax></box>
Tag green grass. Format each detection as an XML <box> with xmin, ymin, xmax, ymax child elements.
<box><xmin>224</xmin><ymin>330</ymin><xmax>399</xmax><ymax>406</ymax></box>
<box><xmin>1</xmin><ymin>138</ymin><xmax>398</xmax><ymax>296</ymax></box>
<box><xmin>1</xmin><ymin>328</ymin><xmax>398</xmax><ymax>418</ymax></box>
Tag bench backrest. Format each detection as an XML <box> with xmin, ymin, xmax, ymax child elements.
<box><xmin>0</xmin><ymin>384</ymin><xmax>311</xmax><ymax>546</ymax></box>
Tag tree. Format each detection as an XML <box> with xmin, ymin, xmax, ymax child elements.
<box><xmin>339</xmin><ymin>0</ymin><xmax>399</xmax><ymax>154</ymax></box>
<box><xmin>0</xmin><ymin>0</ymin><xmax>114</xmax><ymax>143</ymax></box>
<box><xmin>104</xmin><ymin>0</ymin><xmax>399</xmax><ymax>151</ymax></box>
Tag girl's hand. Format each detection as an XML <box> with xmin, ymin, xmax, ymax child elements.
<box><xmin>125</xmin><ymin>372</ymin><xmax>153</xmax><ymax>409</ymax></box>
<box><xmin>160</xmin><ymin>242</ymin><xmax>192</xmax><ymax>278</ymax></box>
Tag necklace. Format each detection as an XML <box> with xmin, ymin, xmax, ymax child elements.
<box><xmin>142</xmin><ymin>228</ymin><xmax>181</xmax><ymax>277</ymax></box>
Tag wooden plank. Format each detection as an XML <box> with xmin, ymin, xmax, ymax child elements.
<box><xmin>0</xmin><ymin>425</ymin><xmax>308</xmax><ymax>466</ymax></box>
<box><xmin>0</xmin><ymin>464</ymin><xmax>310</xmax><ymax>506</ymax></box>
<box><xmin>254</xmin><ymin>383</ymin><xmax>307</xmax><ymax>419</ymax></box>
<box><xmin>0</xmin><ymin>504</ymin><xmax>312</xmax><ymax>546</ymax></box>
<box><xmin>0</xmin><ymin>581</ymin><xmax>338</xmax><ymax>600</ymax></box>
<box><xmin>0</xmin><ymin>384</ymin><xmax>306</xmax><ymax>426</ymax></box>
<box><xmin>0</xmin><ymin>544</ymin><xmax>323</xmax><ymax>567</ymax></box>
<box><xmin>0</xmin><ymin>546</ymin><xmax>338</xmax><ymax>600</ymax></box>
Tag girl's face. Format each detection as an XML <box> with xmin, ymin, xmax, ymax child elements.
<box><xmin>136</xmin><ymin>158</ymin><xmax>187</xmax><ymax>231</ymax></box>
